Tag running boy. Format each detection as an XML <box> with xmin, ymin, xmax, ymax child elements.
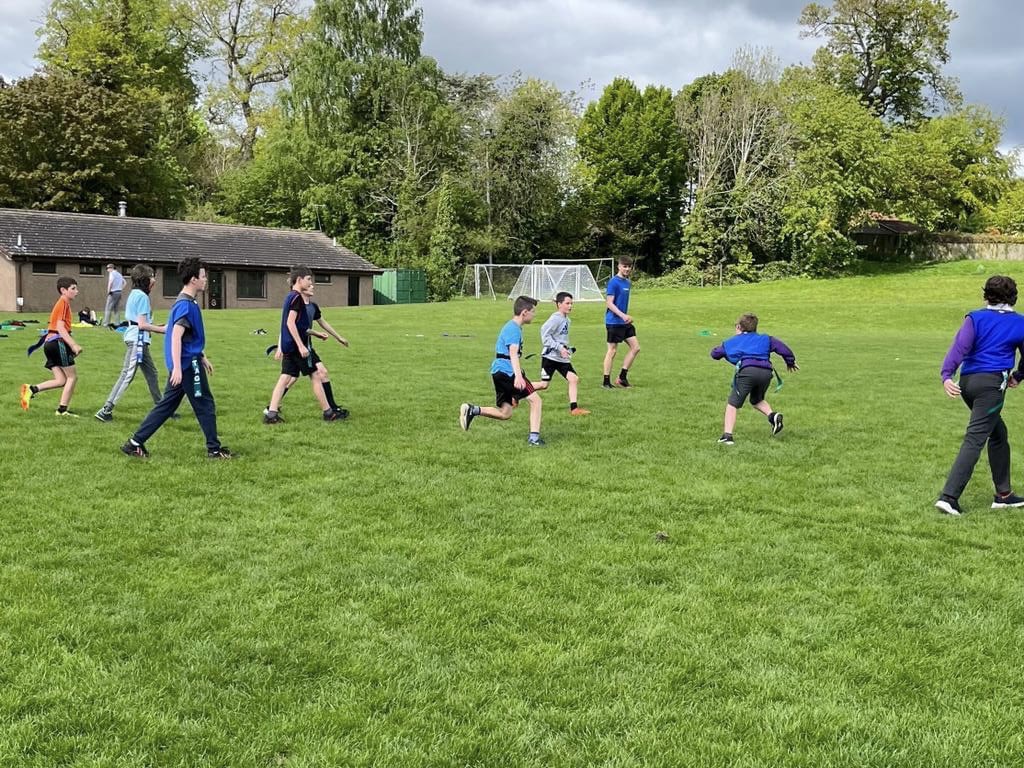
<box><xmin>96</xmin><ymin>264</ymin><xmax>166</xmax><ymax>422</ymax></box>
<box><xmin>120</xmin><ymin>257</ymin><xmax>231</xmax><ymax>458</ymax></box>
<box><xmin>264</xmin><ymin>266</ymin><xmax>342</xmax><ymax>423</ymax></box>
<box><xmin>603</xmin><ymin>256</ymin><xmax>639</xmax><ymax>388</ymax></box>
<box><xmin>535</xmin><ymin>291</ymin><xmax>589</xmax><ymax>415</ymax></box>
<box><xmin>21</xmin><ymin>276</ymin><xmax>83</xmax><ymax>416</ymax></box>
<box><xmin>711</xmin><ymin>313</ymin><xmax>798</xmax><ymax>445</ymax></box>
<box><xmin>460</xmin><ymin>295</ymin><xmax>545</xmax><ymax>446</ymax></box>
<box><xmin>935</xmin><ymin>275</ymin><xmax>1024</xmax><ymax>516</ymax></box>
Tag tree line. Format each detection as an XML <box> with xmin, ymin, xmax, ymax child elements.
<box><xmin>1</xmin><ymin>0</ymin><xmax>1021</xmax><ymax>299</ymax></box>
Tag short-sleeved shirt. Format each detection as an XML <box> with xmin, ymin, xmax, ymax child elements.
<box><xmin>490</xmin><ymin>319</ymin><xmax>523</xmax><ymax>376</ymax></box>
<box><xmin>605</xmin><ymin>275</ymin><xmax>631</xmax><ymax>325</ymax></box>
<box><xmin>46</xmin><ymin>295</ymin><xmax>72</xmax><ymax>341</ymax></box>
<box><xmin>123</xmin><ymin>289</ymin><xmax>153</xmax><ymax>345</ymax></box>
<box><xmin>164</xmin><ymin>292</ymin><xmax>204</xmax><ymax>370</ymax></box>
<box><xmin>279</xmin><ymin>290</ymin><xmax>310</xmax><ymax>354</ymax></box>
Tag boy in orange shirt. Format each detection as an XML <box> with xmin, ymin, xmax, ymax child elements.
<box><xmin>21</xmin><ymin>276</ymin><xmax>84</xmax><ymax>416</ymax></box>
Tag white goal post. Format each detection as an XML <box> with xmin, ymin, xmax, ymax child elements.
<box><xmin>463</xmin><ymin>259</ymin><xmax>613</xmax><ymax>301</ymax></box>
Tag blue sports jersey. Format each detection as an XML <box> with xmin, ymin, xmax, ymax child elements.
<box><xmin>164</xmin><ymin>294</ymin><xmax>204</xmax><ymax>370</ymax></box>
<box><xmin>960</xmin><ymin>308</ymin><xmax>1024</xmax><ymax>375</ymax></box>
<box><xmin>490</xmin><ymin>319</ymin><xmax>522</xmax><ymax>376</ymax></box>
<box><xmin>605</xmin><ymin>275</ymin><xmax>631</xmax><ymax>325</ymax></box>
<box><xmin>123</xmin><ymin>289</ymin><xmax>153</xmax><ymax>345</ymax></box>
<box><xmin>279</xmin><ymin>290</ymin><xmax>310</xmax><ymax>354</ymax></box>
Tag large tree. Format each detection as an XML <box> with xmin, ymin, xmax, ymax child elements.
<box><xmin>177</xmin><ymin>0</ymin><xmax>308</xmax><ymax>160</ymax></box>
<box><xmin>577</xmin><ymin>78</ymin><xmax>686</xmax><ymax>273</ymax></box>
<box><xmin>799</xmin><ymin>0</ymin><xmax>960</xmax><ymax>123</ymax></box>
<box><xmin>0</xmin><ymin>73</ymin><xmax>188</xmax><ymax>216</ymax></box>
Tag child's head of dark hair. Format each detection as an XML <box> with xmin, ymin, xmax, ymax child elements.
<box><xmin>131</xmin><ymin>263</ymin><xmax>155</xmax><ymax>291</ymax></box>
<box><xmin>513</xmin><ymin>295</ymin><xmax>538</xmax><ymax>316</ymax></box>
<box><xmin>289</xmin><ymin>265</ymin><xmax>312</xmax><ymax>286</ymax></box>
<box><xmin>737</xmin><ymin>313</ymin><xmax>758</xmax><ymax>332</ymax></box>
<box><xmin>56</xmin><ymin>276</ymin><xmax>77</xmax><ymax>293</ymax></box>
<box><xmin>617</xmin><ymin>256</ymin><xmax>634</xmax><ymax>268</ymax></box>
<box><xmin>177</xmin><ymin>257</ymin><xmax>204</xmax><ymax>286</ymax></box>
<box><xmin>984</xmin><ymin>275</ymin><xmax>1017</xmax><ymax>306</ymax></box>
<box><xmin>555</xmin><ymin>291</ymin><xmax>573</xmax><ymax>305</ymax></box>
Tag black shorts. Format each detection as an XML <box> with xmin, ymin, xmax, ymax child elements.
<box><xmin>281</xmin><ymin>350</ymin><xmax>317</xmax><ymax>377</ymax></box>
<box><xmin>728</xmin><ymin>366</ymin><xmax>773</xmax><ymax>408</ymax></box>
<box><xmin>43</xmin><ymin>338</ymin><xmax>76</xmax><ymax>370</ymax></box>
<box><xmin>492</xmin><ymin>372</ymin><xmax>536</xmax><ymax>408</ymax></box>
<box><xmin>540</xmin><ymin>357</ymin><xmax>576</xmax><ymax>381</ymax></box>
<box><xmin>606</xmin><ymin>323</ymin><xmax>637</xmax><ymax>344</ymax></box>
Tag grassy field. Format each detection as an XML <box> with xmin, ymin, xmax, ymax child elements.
<box><xmin>3</xmin><ymin>259</ymin><xmax>1024</xmax><ymax>766</ymax></box>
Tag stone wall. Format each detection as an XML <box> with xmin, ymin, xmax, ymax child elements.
<box><xmin>929</xmin><ymin>241</ymin><xmax>1024</xmax><ymax>261</ymax></box>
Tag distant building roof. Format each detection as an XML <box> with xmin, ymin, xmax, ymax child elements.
<box><xmin>850</xmin><ymin>214</ymin><xmax>925</xmax><ymax>236</ymax></box>
<box><xmin>0</xmin><ymin>208</ymin><xmax>382</xmax><ymax>273</ymax></box>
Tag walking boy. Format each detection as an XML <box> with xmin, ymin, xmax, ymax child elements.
<box><xmin>264</xmin><ymin>266</ymin><xmax>343</xmax><ymax>423</ymax></box>
<box><xmin>535</xmin><ymin>291</ymin><xmax>589</xmax><ymax>415</ymax></box>
<box><xmin>711</xmin><ymin>313</ymin><xmax>798</xmax><ymax>445</ymax></box>
<box><xmin>603</xmin><ymin>256</ymin><xmax>639</xmax><ymax>388</ymax></box>
<box><xmin>120</xmin><ymin>257</ymin><xmax>231</xmax><ymax>458</ymax></box>
<box><xmin>935</xmin><ymin>275</ymin><xmax>1024</xmax><ymax>516</ymax></box>
<box><xmin>96</xmin><ymin>264</ymin><xmax>166</xmax><ymax>422</ymax></box>
<box><xmin>21</xmin><ymin>276</ymin><xmax>83</xmax><ymax>416</ymax></box>
<box><xmin>460</xmin><ymin>295</ymin><xmax>545</xmax><ymax>446</ymax></box>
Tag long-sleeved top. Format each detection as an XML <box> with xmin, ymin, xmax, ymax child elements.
<box><xmin>540</xmin><ymin>311</ymin><xmax>571</xmax><ymax>361</ymax></box>
<box><xmin>941</xmin><ymin>304</ymin><xmax>1024</xmax><ymax>381</ymax></box>
<box><xmin>711</xmin><ymin>332</ymin><xmax>795</xmax><ymax>370</ymax></box>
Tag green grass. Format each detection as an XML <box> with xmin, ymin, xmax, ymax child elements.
<box><xmin>3</xmin><ymin>259</ymin><xmax>1024</xmax><ymax>766</ymax></box>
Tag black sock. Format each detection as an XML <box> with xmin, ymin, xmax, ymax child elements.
<box><xmin>603</xmin><ymin>375</ymin><xmax>611</xmax><ymax>385</ymax></box>
<box><xmin>619</xmin><ymin>368</ymin><xmax>629</xmax><ymax>380</ymax></box>
<box><xmin>323</xmin><ymin>381</ymin><xmax>338</xmax><ymax>410</ymax></box>
<box><xmin>570</xmin><ymin>401</ymin><xmax>578</xmax><ymax>410</ymax></box>
<box><xmin>57</xmin><ymin>405</ymin><xmax>68</xmax><ymax>413</ymax></box>
<box><xmin>30</xmin><ymin>385</ymin><xmax>39</xmax><ymax>396</ymax></box>
<box><xmin>768</xmin><ymin>411</ymin><xmax>776</xmax><ymax>421</ymax></box>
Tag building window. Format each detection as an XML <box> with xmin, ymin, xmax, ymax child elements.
<box><xmin>314</xmin><ymin>272</ymin><xmax>332</xmax><ymax>284</ymax></box>
<box><xmin>80</xmin><ymin>263</ymin><xmax>102</xmax><ymax>276</ymax></box>
<box><xmin>237</xmin><ymin>270</ymin><xmax>266</xmax><ymax>299</ymax></box>
<box><xmin>162</xmin><ymin>267</ymin><xmax>180</xmax><ymax>298</ymax></box>
<box><xmin>32</xmin><ymin>261</ymin><xmax>57</xmax><ymax>274</ymax></box>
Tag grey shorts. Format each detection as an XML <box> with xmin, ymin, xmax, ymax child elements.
<box><xmin>728</xmin><ymin>366</ymin><xmax>772</xmax><ymax>408</ymax></box>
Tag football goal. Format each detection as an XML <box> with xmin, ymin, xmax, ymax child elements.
<box><xmin>463</xmin><ymin>259</ymin><xmax>612</xmax><ymax>301</ymax></box>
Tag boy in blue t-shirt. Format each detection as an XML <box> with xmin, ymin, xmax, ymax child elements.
<box><xmin>460</xmin><ymin>295</ymin><xmax>546</xmax><ymax>446</ymax></box>
<box><xmin>96</xmin><ymin>264</ymin><xmax>167</xmax><ymax>421</ymax></box>
<box><xmin>121</xmin><ymin>257</ymin><xmax>231</xmax><ymax>459</ymax></box>
<box><xmin>603</xmin><ymin>256</ymin><xmax>640</xmax><ymax>388</ymax></box>
<box><xmin>710</xmin><ymin>313</ymin><xmax>798</xmax><ymax>445</ymax></box>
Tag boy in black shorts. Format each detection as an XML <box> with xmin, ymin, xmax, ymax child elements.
<box><xmin>710</xmin><ymin>313</ymin><xmax>798</xmax><ymax>445</ymax></box>
<box><xmin>21</xmin><ymin>276</ymin><xmax>83</xmax><ymax>416</ymax></box>
<box><xmin>459</xmin><ymin>296</ymin><xmax>546</xmax><ymax>446</ymax></box>
<box><xmin>264</xmin><ymin>266</ymin><xmax>342</xmax><ymax>423</ymax></box>
<box><xmin>603</xmin><ymin>256</ymin><xmax>639</xmax><ymax>388</ymax></box>
<box><xmin>534</xmin><ymin>291</ymin><xmax>589</xmax><ymax>415</ymax></box>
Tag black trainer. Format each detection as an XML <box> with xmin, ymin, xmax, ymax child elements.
<box><xmin>770</xmin><ymin>412</ymin><xmax>784</xmax><ymax>435</ymax></box>
<box><xmin>459</xmin><ymin>403</ymin><xmax>476</xmax><ymax>431</ymax></box>
<box><xmin>717</xmin><ymin>434</ymin><xmax>735</xmax><ymax>445</ymax></box>
<box><xmin>120</xmin><ymin>440</ymin><xmax>149</xmax><ymax>458</ymax></box>
<box><xmin>935</xmin><ymin>497</ymin><xmax>963</xmax><ymax>516</ymax></box>
<box><xmin>991</xmin><ymin>492</ymin><xmax>1024</xmax><ymax>509</ymax></box>
<box><xmin>208</xmin><ymin>447</ymin><xmax>233</xmax><ymax>459</ymax></box>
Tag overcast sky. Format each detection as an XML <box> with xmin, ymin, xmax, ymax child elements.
<box><xmin>1</xmin><ymin>0</ymin><xmax>1021</xmax><ymax>154</ymax></box>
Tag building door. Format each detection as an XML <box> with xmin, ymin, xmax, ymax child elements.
<box><xmin>348</xmin><ymin>275</ymin><xmax>361</xmax><ymax>306</ymax></box>
<box><xmin>208</xmin><ymin>269</ymin><xmax>225</xmax><ymax>309</ymax></box>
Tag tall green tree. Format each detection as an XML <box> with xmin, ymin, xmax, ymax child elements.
<box><xmin>799</xmin><ymin>0</ymin><xmax>960</xmax><ymax>123</ymax></box>
<box><xmin>577</xmin><ymin>78</ymin><xmax>686</xmax><ymax>273</ymax></box>
<box><xmin>0</xmin><ymin>73</ymin><xmax>188</xmax><ymax>216</ymax></box>
<box><xmin>177</xmin><ymin>0</ymin><xmax>309</xmax><ymax>160</ymax></box>
<box><xmin>778</xmin><ymin>67</ymin><xmax>885</xmax><ymax>272</ymax></box>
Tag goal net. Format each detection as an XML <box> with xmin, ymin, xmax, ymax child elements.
<box><xmin>508</xmin><ymin>262</ymin><xmax>606</xmax><ymax>302</ymax></box>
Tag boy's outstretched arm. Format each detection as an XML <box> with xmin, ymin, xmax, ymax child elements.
<box><xmin>317</xmin><ymin>316</ymin><xmax>348</xmax><ymax>346</ymax></box>
<box><xmin>769</xmin><ymin>337</ymin><xmax>798</xmax><ymax>370</ymax></box>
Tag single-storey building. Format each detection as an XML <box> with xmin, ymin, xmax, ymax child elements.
<box><xmin>0</xmin><ymin>207</ymin><xmax>383</xmax><ymax>313</ymax></box>
<box><xmin>850</xmin><ymin>214</ymin><xmax>925</xmax><ymax>258</ymax></box>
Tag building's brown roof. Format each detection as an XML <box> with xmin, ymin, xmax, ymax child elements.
<box><xmin>851</xmin><ymin>214</ymin><xmax>924</xmax><ymax>236</ymax></box>
<box><xmin>0</xmin><ymin>208</ymin><xmax>382</xmax><ymax>273</ymax></box>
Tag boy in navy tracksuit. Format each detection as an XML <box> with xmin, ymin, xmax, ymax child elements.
<box><xmin>936</xmin><ymin>275</ymin><xmax>1024</xmax><ymax>516</ymax></box>
<box><xmin>711</xmin><ymin>313</ymin><xmax>798</xmax><ymax>445</ymax></box>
